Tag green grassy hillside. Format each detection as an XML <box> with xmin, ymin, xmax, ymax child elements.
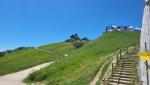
<box><xmin>0</xmin><ymin>42</ymin><xmax>74</xmax><ymax>76</ymax></box>
<box><xmin>25</xmin><ymin>31</ymin><xmax>140</xmax><ymax>85</ymax></box>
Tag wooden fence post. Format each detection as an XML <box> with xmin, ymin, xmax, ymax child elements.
<box><xmin>116</xmin><ymin>54</ymin><xmax>118</xmax><ymax>64</ymax></box>
<box><xmin>112</xmin><ymin>63</ymin><xmax>114</xmax><ymax>77</ymax></box>
<box><xmin>120</xmin><ymin>49</ymin><xmax>122</xmax><ymax>59</ymax></box>
<box><xmin>127</xmin><ymin>48</ymin><xmax>129</xmax><ymax>54</ymax></box>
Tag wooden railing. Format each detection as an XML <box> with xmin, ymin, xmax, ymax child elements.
<box><xmin>101</xmin><ymin>44</ymin><xmax>139</xmax><ymax>85</ymax></box>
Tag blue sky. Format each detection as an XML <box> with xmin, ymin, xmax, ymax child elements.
<box><xmin>0</xmin><ymin>0</ymin><xmax>145</xmax><ymax>51</ymax></box>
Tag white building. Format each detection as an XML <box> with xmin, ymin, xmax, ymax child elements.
<box><xmin>106</xmin><ymin>25</ymin><xmax>141</xmax><ymax>32</ymax></box>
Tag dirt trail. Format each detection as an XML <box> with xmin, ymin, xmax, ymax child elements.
<box><xmin>89</xmin><ymin>54</ymin><xmax>115</xmax><ymax>85</ymax></box>
<box><xmin>0</xmin><ymin>62</ymin><xmax>54</xmax><ymax>85</ymax></box>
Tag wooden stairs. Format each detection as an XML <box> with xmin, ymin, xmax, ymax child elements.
<box><xmin>107</xmin><ymin>54</ymin><xmax>138</xmax><ymax>85</ymax></box>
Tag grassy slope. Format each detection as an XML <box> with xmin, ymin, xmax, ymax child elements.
<box><xmin>25</xmin><ymin>31</ymin><xmax>140</xmax><ymax>85</ymax></box>
<box><xmin>0</xmin><ymin>42</ymin><xmax>74</xmax><ymax>76</ymax></box>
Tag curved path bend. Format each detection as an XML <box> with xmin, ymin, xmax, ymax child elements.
<box><xmin>0</xmin><ymin>62</ymin><xmax>54</xmax><ymax>85</ymax></box>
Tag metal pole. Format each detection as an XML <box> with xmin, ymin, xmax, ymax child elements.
<box><xmin>145</xmin><ymin>42</ymin><xmax>149</xmax><ymax>85</ymax></box>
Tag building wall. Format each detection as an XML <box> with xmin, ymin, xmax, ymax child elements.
<box><xmin>105</xmin><ymin>26</ymin><xmax>140</xmax><ymax>32</ymax></box>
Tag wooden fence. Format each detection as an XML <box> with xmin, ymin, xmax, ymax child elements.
<box><xmin>101</xmin><ymin>45</ymin><xmax>139</xmax><ymax>85</ymax></box>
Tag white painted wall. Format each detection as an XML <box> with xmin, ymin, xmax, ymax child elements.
<box><xmin>140</xmin><ymin>4</ymin><xmax>150</xmax><ymax>85</ymax></box>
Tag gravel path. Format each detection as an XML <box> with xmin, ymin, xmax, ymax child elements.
<box><xmin>0</xmin><ymin>62</ymin><xmax>54</xmax><ymax>85</ymax></box>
